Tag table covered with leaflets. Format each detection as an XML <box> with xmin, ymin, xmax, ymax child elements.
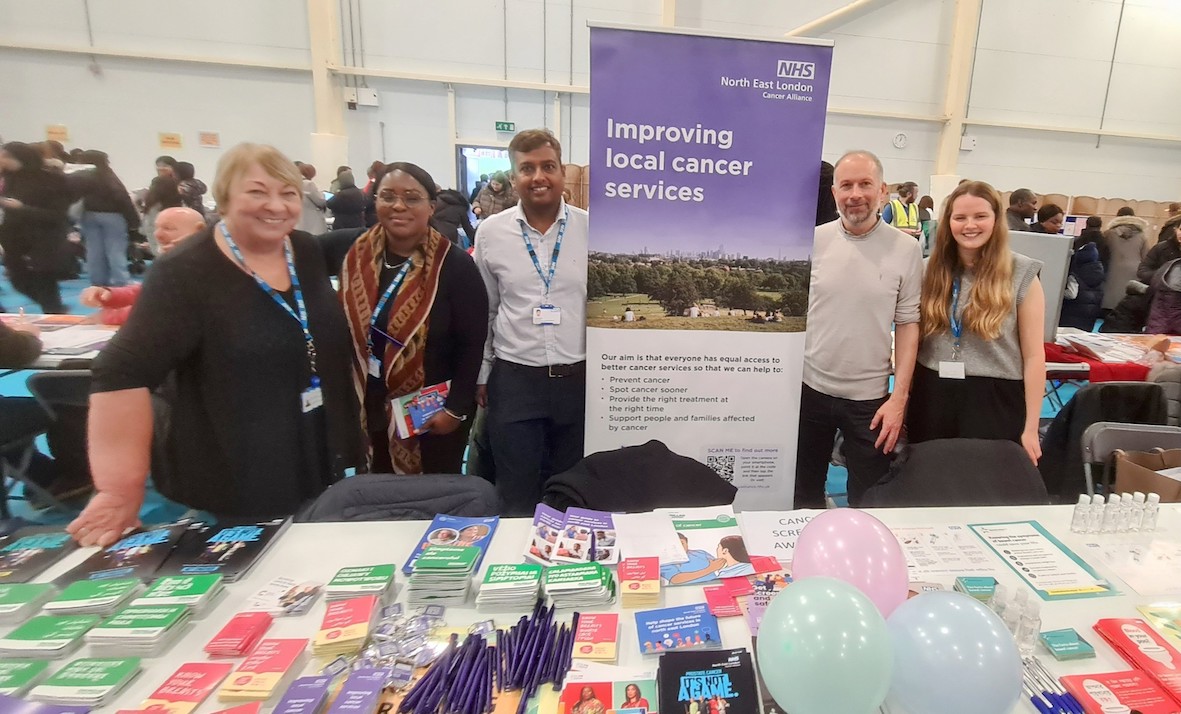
<box><xmin>1</xmin><ymin>503</ymin><xmax>1180</xmax><ymax>714</ymax></box>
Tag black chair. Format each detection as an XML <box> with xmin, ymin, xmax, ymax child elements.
<box><xmin>1039</xmin><ymin>381</ymin><xmax>1168</xmax><ymax>502</ymax></box>
<box><xmin>0</xmin><ymin>396</ymin><xmax>54</xmax><ymax>518</ymax></box>
<box><xmin>860</xmin><ymin>439</ymin><xmax>1049</xmax><ymax>507</ymax></box>
<box><xmin>296</xmin><ymin>473</ymin><xmax>499</xmax><ymax>522</ymax></box>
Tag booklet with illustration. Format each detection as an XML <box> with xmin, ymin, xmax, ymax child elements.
<box><xmin>156</xmin><ymin>519</ymin><xmax>289</xmax><ymax>582</ymax></box>
<box><xmin>656</xmin><ymin>648</ymin><xmax>759</xmax><ymax>714</ymax></box>
<box><xmin>391</xmin><ymin>382</ymin><xmax>450</xmax><ymax>439</ymax></box>
<box><xmin>635</xmin><ymin>604</ymin><xmax>721</xmax><ymax>655</ymax></box>
<box><xmin>552</xmin><ymin>508</ymin><xmax>619</xmax><ymax>566</ymax></box>
<box><xmin>655</xmin><ymin>506</ymin><xmax>757</xmax><ymax>586</ymax></box>
<box><xmin>56</xmin><ymin>524</ymin><xmax>188</xmax><ymax>584</ymax></box>
<box><xmin>0</xmin><ymin>528</ymin><xmax>76</xmax><ymax>585</ymax></box>
<box><xmin>401</xmin><ymin>515</ymin><xmax>499</xmax><ymax>575</ymax></box>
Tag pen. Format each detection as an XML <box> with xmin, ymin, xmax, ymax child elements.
<box><xmin>1023</xmin><ymin>682</ymin><xmax>1055</xmax><ymax>714</ymax></box>
<box><xmin>1029</xmin><ymin>658</ymin><xmax>1082</xmax><ymax>714</ymax></box>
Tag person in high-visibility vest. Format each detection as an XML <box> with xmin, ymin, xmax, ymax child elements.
<box><xmin>882</xmin><ymin>181</ymin><xmax>921</xmax><ymax>237</ymax></box>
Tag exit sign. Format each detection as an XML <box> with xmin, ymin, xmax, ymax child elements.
<box><xmin>495</xmin><ymin>121</ymin><xmax>515</xmax><ymax>132</ymax></box>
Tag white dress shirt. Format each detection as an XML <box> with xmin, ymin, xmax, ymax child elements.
<box><xmin>474</xmin><ymin>201</ymin><xmax>589</xmax><ymax>383</ymax></box>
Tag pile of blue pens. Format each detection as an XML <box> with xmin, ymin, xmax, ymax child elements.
<box><xmin>1022</xmin><ymin>657</ymin><xmax>1084</xmax><ymax>714</ymax></box>
<box><xmin>396</xmin><ymin>600</ymin><xmax>575</xmax><ymax>714</ymax></box>
<box><xmin>499</xmin><ymin>600</ymin><xmax>577</xmax><ymax>714</ymax></box>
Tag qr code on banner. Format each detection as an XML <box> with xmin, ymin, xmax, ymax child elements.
<box><xmin>706</xmin><ymin>455</ymin><xmax>736</xmax><ymax>483</ymax></box>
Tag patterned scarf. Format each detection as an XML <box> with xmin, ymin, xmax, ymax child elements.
<box><xmin>340</xmin><ymin>224</ymin><xmax>450</xmax><ymax>473</ymax></box>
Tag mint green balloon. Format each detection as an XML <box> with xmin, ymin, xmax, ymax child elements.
<box><xmin>755</xmin><ymin>576</ymin><xmax>893</xmax><ymax>714</ymax></box>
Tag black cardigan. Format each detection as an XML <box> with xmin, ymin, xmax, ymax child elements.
<box><xmin>92</xmin><ymin>227</ymin><xmax>363</xmax><ymax>516</ymax></box>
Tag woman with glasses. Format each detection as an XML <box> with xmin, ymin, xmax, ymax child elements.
<box><xmin>339</xmin><ymin>162</ymin><xmax>488</xmax><ymax>474</ymax></box>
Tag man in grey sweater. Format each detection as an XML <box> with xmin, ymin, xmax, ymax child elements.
<box><xmin>795</xmin><ymin>151</ymin><xmax>923</xmax><ymax>507</ymax></box>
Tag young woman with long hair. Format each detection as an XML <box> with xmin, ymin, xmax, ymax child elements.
<box><xmin>907</xmin><ymin>181</ymin><xmax>1046</xmax><ymax>464</ymax></box>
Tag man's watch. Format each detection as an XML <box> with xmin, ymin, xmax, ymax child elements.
<box><xmin>442</xmin><ymin>408</ymin><xmax>468</xmax><ymax>422</ymax></box>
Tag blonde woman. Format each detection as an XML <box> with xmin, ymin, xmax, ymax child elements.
<box><xmin>907</xmin><ymin>181</ymin><xmax>1045</xmax><ymax>464</ymax></box>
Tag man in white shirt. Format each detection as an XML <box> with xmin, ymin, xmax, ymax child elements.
<box><xmin>474</xmin><ymin>129</ymin><xmax>589</xmax><ymax>515</ymax></box>
<box><xmin>795</xmin><ymin>150</ymin><xmax>923</xmax><ymax>508</ymax></box>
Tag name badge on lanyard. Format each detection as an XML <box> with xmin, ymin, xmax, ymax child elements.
<box><xmin>939</xmin><ymin>275</ymin><xmax>966</xmax><ymax>380</ymax></box>
<box><xmin>219</xmin><ymin>222</ymin><xmax>325</xmax><ymax>410</ymax></box>
<box><xmin>520</xmin><ymin>208</ymin><xmax>569</xmax><ymax>327</ymax></box>
<box><xmin>367</xmin><ymin>259</ymin><xmax>413</xmax><ymax>380</ymax></box>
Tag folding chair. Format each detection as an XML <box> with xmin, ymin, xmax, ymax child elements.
<box><xmin>0</xmin><ymin>397</ymin><xmax>53</xmax><ymax>519</ymax></box>
<box><xmin>16</xmin><ymin>370</ymin><xmax>94</xmax><ymax>514</ymax></box>
<box><xmin>1081</xmin><ymin>421</ymin><xmax>1181</xmax><ymax>495</ymax></box>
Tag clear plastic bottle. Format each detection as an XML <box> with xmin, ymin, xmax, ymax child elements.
<box><xmin>1087</xmin><ymin>494</ymin><xmax>1105</xmax><ymax>534</ymax></box>
<box><xmin>1017</xmin><ymin>599</ymin><xmax>1042</xmax><ymax>657</ymax></box>
<box><xmin>989</xmin><ymin>583</ymin><xmax>1009</xmax><ymax>616</ymax></box>
<box><xmin>1118</xmin><ymin>493</ymin><xmax>1135</xmax><ymax>533</ymax></box>
<box><xmin>1102</xmin><ymin>493</ymin><xmax>1121</xmax><ymax>534</ymax></box>
<box><xmin>1071</xmin><ymin>494</ymin><xmax>1090</xmax><ymax>533</ymax></box>
<box><xmin>1144</xmin><ymin>493</ymin><xmax>1161</xmax><ymax>532</ymax></box>
<box><xmin>1130</xmin><ymin>492</ymin><xmax>1147</xmax><ymax>532</ymax></box>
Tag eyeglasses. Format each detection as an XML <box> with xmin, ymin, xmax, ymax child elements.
<box><xmin>379</xmin><ymin>193</ymin><xmax>428</xmax><ymax>208</ymax></box>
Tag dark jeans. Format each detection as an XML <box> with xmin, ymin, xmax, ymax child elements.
<box><xmin>486</xmin><ymin>359</ymin><xmax>586</xmax><ymax>516</ymax></box>
<box><xmin>795</xmin><ymin>383</ymin><xmax>891</xmax><ymax>508</ymax></box>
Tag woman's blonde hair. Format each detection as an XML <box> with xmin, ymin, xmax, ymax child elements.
<box><xmin>211</xmin><ymin>143</ymin><xmax>302</xmax><ymax>211</ymax></box>
<box><xmin>920</xmin><ymin>180</ymin><xmax>1014</xmax><ymax>341</ymax></box>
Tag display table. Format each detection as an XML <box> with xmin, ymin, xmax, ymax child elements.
<box><xmin>25</xmin><ymin>504</ymin><xmax>1181</xmax><ymax>713</ymax></box>
<box><xmin>0</xmin><ymin>313</ymin><xmax>113</xmax><ymax>369</ymax></box>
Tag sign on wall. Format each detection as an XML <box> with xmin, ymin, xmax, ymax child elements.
<box><xmin>585</xmin><ymin>25</ymin><xmax>833</xmax><ymax>509</ymax></box>
<box><xmin>158</xmin><ymin>133</ymin><xmax>183</xmax><ymax>151</ymax></box>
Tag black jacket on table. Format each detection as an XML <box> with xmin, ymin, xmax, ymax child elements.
<box><xmin>91</xmin><ymin>227</ymin><xmax>364</xmax><ymax>517</ymax></box>
<box><xmin>1138</xmin><ymin>239</ymin><xmax>1181</xmax><ymax>284</ymax></box>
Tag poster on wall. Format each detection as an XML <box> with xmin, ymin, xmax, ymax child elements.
<box><xmin>158</xmin><ymin>132</ymin><xmax>183</xmax><ymax>151</ymax></box>
<box><xmin>585</xmin><ymin>25</ymin><xmax>833</xmax><ymax>509</ymax></box>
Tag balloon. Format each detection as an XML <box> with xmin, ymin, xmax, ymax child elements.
<box><xmin>886</xmin><ymin>591</ymin><xmax>1022</xmax><ymax>714</ymax></box>
<box><xmin>791</xmin><ymin>508</ymin><xmax>909</xmax><ymax>617</ymax></box>
<box><xmin>756</xmin><ymin>576</ymin><xmax>892</xmax><ymax>714</ymax></box>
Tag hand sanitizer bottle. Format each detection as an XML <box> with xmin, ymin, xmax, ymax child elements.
<box><xmin>1130</xmin><ymin>492</ymin><xmax>1146</xmax><ymax>532</ymax></box>
<box><xmin>1071</xmin><ymin>494</ymin><xmax>1090</xmax><ymax>533</ymax></box>
<box><xmin>1118</xmin><ymin>493</ymin><xmax>1135</xmax><ymax>533</ymax></box>
<box><xmin>1143</xmin><ymin>493</ymin><xmax>1161</xmax><ymax>532</ymax></box>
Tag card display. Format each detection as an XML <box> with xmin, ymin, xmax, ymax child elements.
<box><xmin>43</xmin><ymin>577</ymin><xmax>141</xmax><ymax>615</ymax></box>
<box><xmin>635</xmin><ymin>604</ymin><xmax>721</xmax><ymax>655</ymax></box>
<box><xmin>325</xmin><ymin>565</ymin><xmax>395</xmax><ymax>601</ymax></box>
<box><xmin>1094</xmin><ymin>618</ymin><xmax>1181</xmax><ymax>703</ymax></box>
<box><xmin>85</xmin><ymin>604</ymin><xmax>191</xmax><ymax>657</ymax></box>
<box><xmin>0</xmin><ymin>660</ymin><xmax>50</xmax><ymax>697</ymax></box>
<box><xmin>407</xmin><ymin>545</ymin><xmax>479</xmax><ymax>606</ymax></box>
<box><xmin>1060</xmin><ymin>670</ymin><xmax>1181</xmax><ymax>714</ymax></box>
<box><xmin>245</xmin><ymin>577</ymin><xmax>322</xmax><ymax>616</ymax></box>
<box><xmin>0</xmin><ymin>615</ymin><xmax>100</xmax><ymax>659</ymax></box>
<box><xmin>217</xmin><ymin>639</ymin><xmax>308</xmax><ymax>701</ymax></box>
<box><xmin>205</xmin><ymin>612</ymin><xmax>273</xmax><ymax>658</ymax></box>
<box><xmin>132</xmin><ymin>574</ymin><xmax>225</xmax><ymax>616</ymax></box>
<box><xmin>28</xmin><ymin>657</ymin><xmax>141</xmax><ymax>707</ymax></box>
<box><xmin>543</xmin><ymin>562</ymin><xmax>616</xmax><ymax>609</ymax></box>
<box><xmin>552</xmin><ymin>508</ymin><xmax>619</xmax><ymax>565</ymax></box>
<box><xmin>619</xmin><ymin>557</ymin><xmax>661</xmax><ymax>609</ymax></box>
<box><xmin>157</xmin><ymin>519</ymin><xmax>289</xmax><ymax>582</ymax></box>
<box><xmin>0</xmin><ymin>528</ymin><xmax>76</xmax><ymax>584</ymax></box>
<box><xmin>0</xmin><ymin>583</ymin><xmax>56</xmax><ymax>624</ymax></box>
<box><xmin>524</xmin><ymin>504</ymin><xmax>566</xmax><ymax>566</ymax></box>
<box><xmin>272</xmin><ymin>675</ymin><xmax>332</xmax><ymax>714</ymax></box>
<box><xmin>476</xmin><ymin>563</ymin><xmax>541</xmax><ymax>612</ymax></box>
<box><xmin>655</xmin><ymin>507</ymin><xmax>757</xmax><ymax>586</ymax></box>
<box><xmin>402</xmin><ymin>515</ymin><xmax>498</xmax><ymax>576</ymax></box>
<box><xmin>573</xmin><ymin>613</ymin><xmax>620</xmax><ymax>663</ymax></box>
<box><xmin>311</xmin><ymin>595</ymin><xmax>379</xmax><ymax>657</ymax></box>
<box><xmin>56</xmin><ymin>524</ymin><xmax>187</xmax><ymax>583</ymax></box>
<box><xmin>139</xmin><ymin>662</ymin><xmax>234</xmax><ymax>714</ymax></box>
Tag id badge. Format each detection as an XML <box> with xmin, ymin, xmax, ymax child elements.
<box><xmin>533</xmin><ymin>304</ymin><xmax>561</xmax><ymax>325</ymax></box>
<box><xmin>301</xmin><ymin>386</ymin><xmax>324</xmax><ymax>412</ymax></box>
<box><xmin>938</xmin><ymin>361</ymin><xmax>966</xmax><ymax>380</ymax></box>
<box><xmin>368</xmin><ymin>355</ymin><xmax>382</xmax><ymax>378</ymax></box>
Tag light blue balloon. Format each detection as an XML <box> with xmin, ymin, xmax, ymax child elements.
<box><xmin>755</xmin><ymin>576</ymin><xmax>893</xmax><ymax>714</ymax></box>
<box><xmin>886</xmin><ymin>591</ymin><xmax>1022</xmax><ymax>714</ymax></box>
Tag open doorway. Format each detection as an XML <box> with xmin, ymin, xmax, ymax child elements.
<box><xmin>456</xmin><ymin>145</ymin><xmax>511</xmax><ymax>204</ymax></box>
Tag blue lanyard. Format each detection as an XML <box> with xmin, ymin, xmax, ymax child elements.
<box><xmin>949</xmin><ymin>276</ymin><xmax>963</xmax><ymax>346</ymax></box>
<box><xmin>219</xmin><ymin>222</ymin><xmax>319</xmax><ymax>382</ymax></box>
<box><xmin>518</xmin><ymin>207</ymin><xmax>569</xmax><ymax>297</ymax></box>
<box><xmin>369</xmin><ymin>258</ymin><xmax>412</xmax><ymax>351</ymax></box>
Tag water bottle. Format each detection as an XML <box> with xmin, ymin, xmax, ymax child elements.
<box><xmin>1130</xmin><ymin>492</ymin><xmax>1146</xmax><ymax>532</ymax></box>
<box><xmin>1101</xmin><ymin>493</ymin><xmax>1120</xmax><ymax>534</ymax></box>
<box><xmin>1017</xmin><ymin>599</ymin><xmax>1042</xmax><ymax>657</ymax></box>
<box><xmin>1087</xmin><ymin>494</ymin><xmax>1105</xmax><ymax>534</ymax></box>
<box><xmin>1118</xmin><ymin>493</ymin><xmax>1134</xmax><ymax>533</ymax></box>
<box><xmin>1143</xmin><ymin>493</ymin><xmax>1161</xmax><ymax>532</ymax></box>
<box><xmin>1070</xmin><ymin>494</ymin><xmax>1090</xmax><ymax>533</ymax></box>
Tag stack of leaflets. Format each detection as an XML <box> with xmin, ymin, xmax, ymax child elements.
<box><xmin>42</xmin><ymin>577</ymin><xmax>141</xmax><ymax>615</ymax></box>
<box><xmin>131</xmin><ymin>574</ymin><xmax>226</xmax><ymax>617</ymax></box>
<box><xmin>402</xmin><ymin>515</ymin><xmax>499</xmax><ymax>576</ymax></box>
<box><xmin>325</xmin><ymin>565</ymin><xmax>396</xmax><ymax>602</ymax></box>
<box><xmin>407</xmin><ymin>545</ymin><xmax>480</xmax><ymax>605</ymax></box>
<box><xmin>311</xmin><ymin>595</ymin><xmax>379</xmax><ymax>658</ymax></box>
<box><xmin>0</xmin><ymin>583</ymin><xmax>56</xmax><ymax>624</ymax></box>
<box><xmin>392</xmin><ymin>381</ymin><xmax>450</xmax><ymax>438</ymax></box>
<box><xmin>55</xmin><ymin>523</ymin><xmax>188</xmax><ymax>583</ymax></box>
<box><xmin>572</xmin><ymin>613</ymin><xmax>620</xmax><ymax>663</ymax></box>
<box><xmin>325</xmin><ymin>669</ymin><xmax>388</xmax><ymax>714</ymax></box>
<box><xmin>0</xmin><ymin>614</ymin><xmax>99</xmax><ymax>659</ymax></box>
<box><xmin>1039</xmin><ymin>628</ymin><xmax>1097</xmax><ymax>661</ymax></box>
<box><xmin>139</xmin><ymin>662</ymin><xmax>234</xmax><ymax>714</ymax></box>
<box><xmin>524</xmin><ymin>505</ymin><xmax>620</xmax><ymax>566</ymax></box>
<box><xmin>0</xmin><ymin>527</ymin><xmax>76</xmax><ymax>584</ymax></box>
<box><xmin>475</xmin><ymin>564</ymin><xmax>542</xmax><ymax>612</ymax></box>
<box><xmin>245</xmin><ymin>576</ymin><xmax>323</xmax><ymax>617</ymax></box>
<box><xmin>542</xmin><ymin>563</ymin><xmax>616</xmax><ymax>609</ymax></box>
<box><xmin>28</xmin><ymin>657</ymin><xmax>142</xmax><ymax>707</ymax></box>
<box><xmin>272</xmin><ymin>674</ymin><xmax>333</xmax><ymax>714</ymax></box>
<box><xmin>85</xmin><ymin>604</ymin><xmax>192</xmax><ymax>656</ymax></box>
<box><xmin>619</xmin><ymin>557</ymin><xmax>661</xmax><ymax>609</ymax></box>
<box><xmin>157</xmin><ymin>519</ymin><xmax>290</xmax><ymax>582</ymax></box>
<box><xmin>657</xmin><ymin>648</ymin><xmax>759</xmax><ymax>714</ymax></box>
<box><xmin>954</xmin><ymin>576</ymin><xmax>997</xmax><ymax>602</ymax></box>
<box><xmin>0</xmin><ymin>661</ymin><xmax>50</xmax><ymax>697</ymax></box>
<box><xmin>205</xmin><ymin>612</ymin><xmax>274</xmax><ymax>658</ymax></box>
<box><xmin>217</xmin><ymin>639</ymin><xmax>308</xmax><ymax>702</ymax></box>
<box><xmin>555</xmin><ymin>662</ymin><xmax>658</xmax><ymax>714</ymax></box>
<box><xmin>656</xmin><ymin>506</ymin><xmax>758</xmax><ymax>586</ymax></box>
<box><xmin>635</xmin><ymin>604</ymin><xmax>722</xmax><ymax>655</ymax></box>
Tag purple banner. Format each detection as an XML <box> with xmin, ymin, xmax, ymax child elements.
<box><xmin>589</xmin><ymin>27</ymin><xmax>832</xmax><ymax>261</ymax></box>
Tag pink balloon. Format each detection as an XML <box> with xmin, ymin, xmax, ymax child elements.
<box><xmin>791</xmin><ymin>509</ymin><xmax>908</xmax><ymax>617</ymax></box>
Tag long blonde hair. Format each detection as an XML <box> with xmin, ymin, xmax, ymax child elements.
<box><xmin>921</xmin><ymin>181</ymin><xmax>1014</xmax><ymax>341</ymax></box>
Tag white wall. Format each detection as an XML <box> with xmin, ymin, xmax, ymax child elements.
<box><xmin>2</xmin><ymin>0</ymin><xmax>1180</xmax><ymax>201</ymax></box>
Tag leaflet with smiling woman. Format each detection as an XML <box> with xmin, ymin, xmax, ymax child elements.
<box><xmin>339</xmin><ymin>162</ymin><xmax>489</xmax><ymax>474</ymax></box>
<box><xmin>68</xmin><ymin>143</ymin><xmax>363</xmax><ymax>547</ymax></box>
<box><xmin>907</xmin><ymin>180</ymin><xmax>1046</xmax><ymax>464</ymax></box>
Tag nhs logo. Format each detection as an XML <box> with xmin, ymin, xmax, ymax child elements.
<box><xmin>777</xmin><ymin>60</ymin><xmax>815</xmax><ymax>79</ymax></box>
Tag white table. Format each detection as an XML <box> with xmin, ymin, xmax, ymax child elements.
<box><xmin>25</xmin><ymin>504</ymin><xmax>1181</xmax><ymax>713</ymax></box>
